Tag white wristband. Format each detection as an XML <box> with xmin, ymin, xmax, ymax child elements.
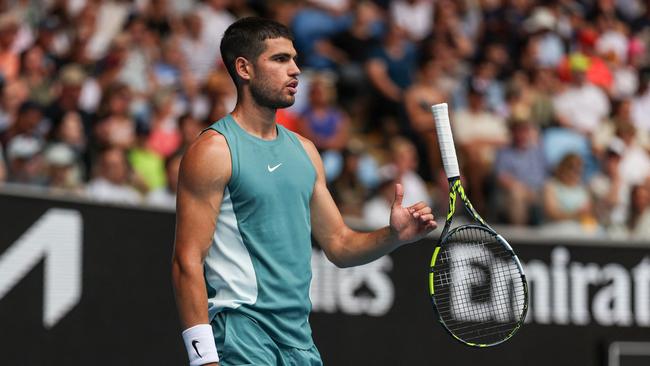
<box><xmin>182</xmin><ymin>324</ymin><xmax>220</xmax><ymax>366</ymax></box>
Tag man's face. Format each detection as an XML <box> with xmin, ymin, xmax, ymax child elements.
<box><xmin>248</xmin><ymin>37</ymin><xmax>300</xmax><ymax>109</ymax></box>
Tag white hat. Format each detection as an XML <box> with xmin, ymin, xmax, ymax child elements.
<box><xmin>6</xmin><ymin>135</ymin><xmax>43</xmax><ymax>160</ymax></box>
<box><xmin>44</xmin><ymin>143</ymin><xmax>76</xmax><ymax>166</ymax></box>
<box><xmin>524</xmin><ymin>7</ymin><xmax>556</xmax><ymax>33</ymax></box>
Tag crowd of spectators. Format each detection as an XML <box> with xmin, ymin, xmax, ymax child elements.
<box><xmin>1</xmin><ymin>0</ymin><xmax>649</xmax><ymax>239</ymax></box>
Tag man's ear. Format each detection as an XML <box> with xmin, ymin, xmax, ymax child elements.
<box><xmin>235</xmin><ymin>57</ymin><xmax>252</xmax><ymax>82</ymax></box>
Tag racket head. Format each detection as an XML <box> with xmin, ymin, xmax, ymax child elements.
<box><xmin>429</xmin><ymin>224</ymin><xmax>528</xmax><ymax>347</ymax></box>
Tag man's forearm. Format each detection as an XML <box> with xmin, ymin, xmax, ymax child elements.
<box><xmin>172</xmin><ymin>257</ymin><xmax>210</xmax><ymax>329</ymax></box>
<box><xmin>331</xmin><ymin>226</ymin><xmax>401</xmax><ymax>268</ymax></box>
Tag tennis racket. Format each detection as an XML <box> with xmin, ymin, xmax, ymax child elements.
<box><xmin>428</xmin><ymin>103</ymin><xmax>528</xmax><ymax>347</ymax></box>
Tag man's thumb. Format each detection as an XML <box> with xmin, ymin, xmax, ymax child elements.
<box><xmin>393</xmin><ymin>183</ymin><xmax>404</xmax><ymax>208</ymax></box>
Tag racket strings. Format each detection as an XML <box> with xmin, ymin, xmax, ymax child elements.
<box><xmin>432</xmin><ymin>226</ymin><xmax>526</xmax><ymax>345</ymax></box>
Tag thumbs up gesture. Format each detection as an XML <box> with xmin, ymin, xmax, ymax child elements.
<box><xmin>389</xmin><ymin>183</ymin><xmax>438</xmax><ymax>244</ymax></box>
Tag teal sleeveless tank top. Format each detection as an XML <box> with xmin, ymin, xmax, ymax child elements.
<box><xmin>203</xmin><ymin>114</ymin><xmax>317</xmax><ymax>349</ymax></box>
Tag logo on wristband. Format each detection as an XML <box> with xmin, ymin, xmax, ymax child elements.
<box><xmin>191</xmin><ymin>340</ymin><xmax>202</xmax><ymax>357</ymax></box>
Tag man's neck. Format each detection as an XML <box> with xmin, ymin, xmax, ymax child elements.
<box><xmin>230</xmin><ymin>97</ymin><xmax>278</xmax><ymax>140</ymax></box>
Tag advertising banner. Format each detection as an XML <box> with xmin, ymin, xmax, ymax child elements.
<box><xmin>0</xmin><ymin>192</ymin><xmax>648</xmax><ymax>365</ymax></box>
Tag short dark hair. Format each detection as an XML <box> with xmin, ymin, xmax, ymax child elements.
<box><xmin>220</xmin><ymin>17</ymin><xmax>293</xmax><ymax>87</ymax></box>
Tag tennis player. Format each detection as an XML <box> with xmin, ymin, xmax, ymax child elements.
<box><xmin>172</xmin><ymin>17</ymin><xmax>438</xmax><ymax>366</ymax></box>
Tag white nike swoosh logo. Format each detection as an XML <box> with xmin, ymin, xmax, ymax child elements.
<box><xmin>267</xmin><ymin>163</ymin><xmax>282</xmax><ymax>172</ymax></box>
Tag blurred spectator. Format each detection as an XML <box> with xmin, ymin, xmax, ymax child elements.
<box><xmin>494</xmin><ymin>116</ymin><xmax>547</xmax><ymax>226</ymax></box>
<box><xmin>44</xmin><ymin>64</ymin><xmax>94</xmax><ymax>143</ymax></box>
<box><xmin>197</xmin><ymin>0</ymin><xmax>236</xmax><ymax>72</ymax></box>
<box><xmin>129</xmin><ymin>123</ymin><xmax>166</xmax><ymax>193</ymax></box>
<box><xmin>0</xmin><ymin>13</ymin><xmax>20</xmax><ymax>81</ymax></box>
<box><xmin>2</xmin><ymin>101</ymin><xmax>46</xmax><ymax>144</ymax></box>
<box><xmin>542</xmin><ymin>153</ymin><xmax>599</xmax><ymax>235</ymax></box>
<box><xmin>5</xmin><ymin>135</ymin><xmax>46</xmax><ymax>185</ymax></box>
<box><xmin>593</xmin><ymin>99</ymin><xmax>650</xmax><ymax>157</ymax></box>
<box><xmin>523</xmin><ymin>7</ymin><xmax>564</xmax><ymax>68</ymax></box>
<box><xmin>147</xmin><ymin>88</ymin><xmax>182</xmax><ymax>157</ymax></box>
<box><xmin>94</xmin><ymin>83</ymin><xmax>136</xmax><ymax>149</ymax></box>
<box><xmin>589</xmin><ymin>138</ymin><xmax>628</xmax><ymax>237</ymax></box>
<box><xmin>365</xmin><ymin>21</ymin><xmax>417</xmax><ymax>131</ymax></box>
<box><xmin>43</xmin><ymin>142</ymin><xmax>84</xmax><ymax>194</ymax></box>
<box><xmin>628</xmin><ymin>183</ymin><xmax>650</xmax><ymax>239</ymax></box>
<box><xmin>179</xmin><ymin>12</ymin><xmax>215</xmax><ymax>82</ymax></box>
<box><xmin>327</xmin><ymin>0</ymin><xmax>382</xmax><ymax>109</ymax></box>
<box><xmin>177</xmin><ymin>113</ymin><xmax>205</xmax><ymax>152</ymax></box>
<box><xmin>330</xmin><ymin>140</ymin><xmax>370</xmax><ymax>217</ymax></box>
<box><xmin>384</xmin><ymin>136</ymin><xmax>431</xmax><ymax>207</ymax></box>
<box><xmin>146</xmin><ymin>151</ymin><xmax>182</xmax><ymax>209</ymax></box>
<box><xmin>554</xmin><ymin>53</ymin><xmax>610</xmax><ymax>136</ymax></box>
<box><xmin>291</xmin><ymin>0</ymin><xmax>351</xmax><ymax>69</ymax></box>
<box><xmin>362</xmin><ymin>168</ymin><xmax>396</xmax><ymax>229</ymax></box>
<box><xmin>453</xmin><ymin>82</ymin><xmax>509</xmax><ymax>211</ymax></box>
<box><xmin>404</xmin><ymin>56</ymin><xmax>446</xmax><ymax>178</ymax></box>
<box><xmin>389</xmin><ymin>0</ymin><xmax>434</xmax><ymax>42</ymax></box>
<box><xmin>298</xmin><ymin>72</ymin><xmax>349</xmax><ymax>152</ymax></box>
<box><xmin>19</xmin><ymin>44</ymin><xmax>56</xmax><ymax>106</ymax></box>
<box><xmin>85</xmin><ymin>0</ymin><xmax>131</xmax><ymax>61</ymax></box>
<box><xmin>86</xmin><ymin>147</ymin><xmax>141</xmax><ymax>204</ymax></box>
<box><xmin>0</xmin><ymin>78</ymin><xmax>29</xmax><ymax>132</ymax></box>
<box><xmin>615</xmin><ymin>121</ymin><xmax>650</xmax><ymax>188</ymax></box>
<box><xmin>630</xmin><ymin>68</ymin><xmax>650</xmax><ymax>136</ymax></box>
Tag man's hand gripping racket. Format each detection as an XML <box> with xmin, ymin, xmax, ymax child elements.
<box><xmin>429</xmin><ymin>103</ymin><xmax>529</xmax><ymax>347</ymax></box>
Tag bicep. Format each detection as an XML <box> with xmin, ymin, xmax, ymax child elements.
<box><xmin>297</xmin><ymin>135</ymin><xmax>350</xmax><ymax>257</ymax></box>
<box><xmin>173</xmin><ymin>134</ymin><xmax>230</xmax><ymax>263</ymax></box>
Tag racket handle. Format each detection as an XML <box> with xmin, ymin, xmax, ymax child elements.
<box><xmin>431</xmin><ymin>103</ymin><xmax>460</xmax><ymax>179</ymax></box>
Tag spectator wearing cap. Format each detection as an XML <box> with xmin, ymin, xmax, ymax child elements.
<box><xmin>5</xmin><ymin>134</ymin><xmax>46</xmax><ymax>185</ymax></box>
<box><xmin>523</xmin><ymin>6</ymin><xmax>565</xmax><ymax>68</ymax></box>
<box><xmin>553</xmin><ymin>53</ymin><xmax>610</xmax><ymax>136</ymax></box>
<box><xmin>44</xmin><ymin>64</ymin><xmax>95</xmax><ymax>145</ymax></box>
<box><xmin>494</xmin><ymin>115</ymin><xmax>547</xmax><ymax>226</ymax></box>
<box><xmin>44</xmin><ymin>142</ymin><xmax>84</xmax><ymax>194</ymax></box>
<box><xmin>558</xmin><ymin>28</ymin><xmax>613</xmax><ymax>91</ymax></box>
<box><xmin>452</xmin><ymin>80</ymin><xmax>509</xmax><ymax>212</ymax></box>
<box><xmin>86</xmin><ymin>147</ymin><xmax>142</xmax><ymax>205</ymax></box>
<box><xmin>589</xmin><ymin>138</ymin><xmax>628</xmax><ymax>237</ymax></box>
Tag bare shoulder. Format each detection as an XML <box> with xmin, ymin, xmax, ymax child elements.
<box><xmin>179</xmin><ymin>130</ymin><xmax>231</xmax><ymax>193</ymax></box>
<box><xmin>289</xmin><ymin>130</ymin><xmax>316</xmax><ymax>156</ymax></box>
<box><xmin>289</xmin><ymin>131</ymin><xmax>325</xmax><ymax>176</ymax></box>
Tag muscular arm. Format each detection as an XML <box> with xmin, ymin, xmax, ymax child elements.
<box><xmin>172</xmin><ymin>131</ymin><xmax>230</xmax><ymax>365</ymax></box>
<box><xmin>297</xmin><ymin>135</ymin><xmax>437</xmax><ymax>267</ymax></box>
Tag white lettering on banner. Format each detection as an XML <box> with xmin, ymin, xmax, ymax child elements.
<box><xmin>525</xmin><ymin>247</ymin><xmax>650</xmax><ymax>328</ymax></box>
<box><xmin>447</xmin><ymin>244</ymin><xmax>522</xmax><ymax>323</ymax></box>
<box><xmin>311</xmin><ymin>249</ymin><xmax>394</xmax><ymax>316</ymax></box>
<box><xmin>0</xmin><ymin>209</ymin><xmax>82</xmax><ymax>328</ymax></box>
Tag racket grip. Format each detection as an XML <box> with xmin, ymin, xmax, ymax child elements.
<box><xmin>431</xmin><ymin>103</ymin><xmax>460</xmax><ymax>179</ymax></box>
